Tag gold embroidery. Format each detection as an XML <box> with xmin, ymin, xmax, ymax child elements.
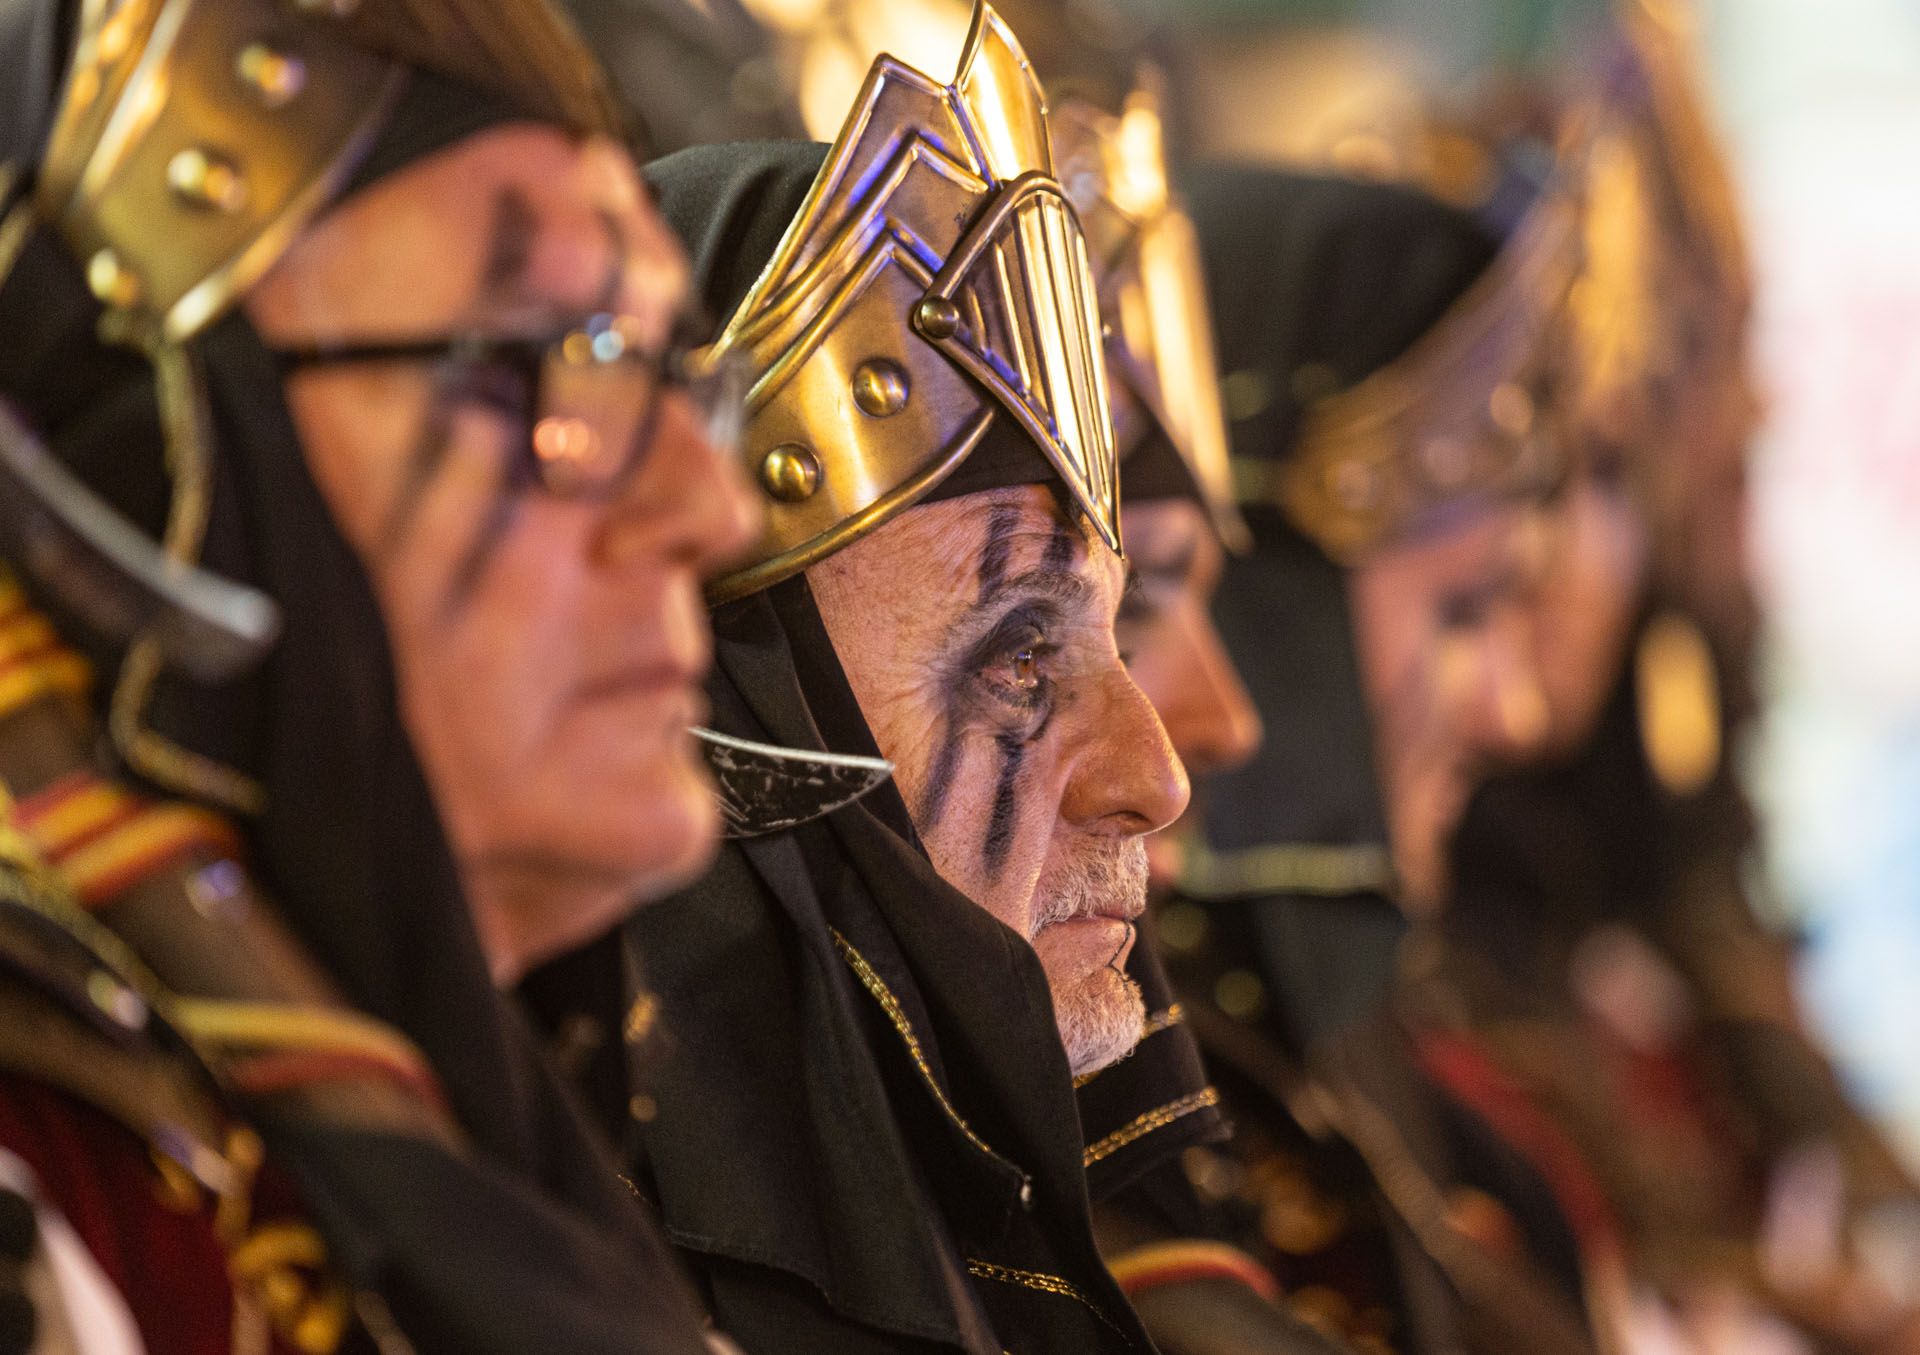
<box><xmin>1083</xmin><ymin>1087</ymin><xmax>1221</xmax><ymax>1167</ymax></box>
<box><xmin>1178</xmin><ymin>840</ymin><xmax>1393</xmax><ymax>900</ymax></box>
<box><xmin>1140</xmin><ymin>1003</ymin><xmax>1186</xmax><ymax>1038</ymax></box>
<box><xmin>623</xmin><ymin>992</ymin><xmax>661</xmax><ymax>1044</ymax></box>
<box><xmin>966</xmin><ymin>1259</ymin><xmax>1135</xmax><ymax>1343</ymax></box>
<box><xmin>829</xmin><ymin>928</ymin><xmax>1006</xmax><ymax>1166</ymax></box>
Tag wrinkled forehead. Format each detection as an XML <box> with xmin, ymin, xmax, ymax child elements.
<box><xmin>905</xmin><ymin>485</ymin><xmax>1123</xmax><ymax>623</ymax></box>
<box><xmin>263</xmin><ymin>124</ymin><xmax>687</xmax><ymax>340</ymax></box>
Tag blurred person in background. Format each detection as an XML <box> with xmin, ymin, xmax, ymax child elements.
<box><xmin>1412</xmin><ymin>6</ymin><xmax>1920</xmax><ymax>1351</ymax></box>
<box><xmin>1126</xmin><ymin>161</ymin><xmax>1608</xmax><ymax>1355</ymax></box>
<box><xmin>0</xmin><ymin>0</ymin><xmax>758</xmax><ymax>1346</ymax></box>
<box><xmin>1050</xmin><ymin>83</ymin><xmax>1357</xmax><ymax>1355</ymax></box>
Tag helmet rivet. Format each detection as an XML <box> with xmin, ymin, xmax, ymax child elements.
<box><xmin>760</xmin><ymin>444</ymin><xmax>822</xmax><ymax>502</ymax></box>
<box><xmin>850</xmin><ymin>360</ymin><xmax>910</xmax><ymax>418</ymax></box>
<box><xmin>167</xmin><ymin>147</ymin><xmax>248</xmax><ymax>214</ymax></box>
<box><xmin>236</xmin><ymin>44</ymin><xmax>306</xmax><ymax>108</ymax></box>
<box><xmin>86</xmin><ymin>248</ymin><xmax>144</xmax><ymax>310</ymax></box>
<box><xmin>914</xmin><ymin>296</ymin><xmax>960</xmax><ymax>341</ymax></box>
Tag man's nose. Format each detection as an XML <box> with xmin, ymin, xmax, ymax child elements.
<box><xmin>593</xmin><ymin>390</ymin><xmax>762</xmax><ymax>575</ymax></box>
<box><xmin>1455</xmin><ymin>618</ymin><xmax>1550</xmax><ymax>765</ymax></box>
<box><xmin>1061</xmin><ymin>666</ymin><xmax>1191</xmax><ymax>836</ymax></box>
<box><xmin>1159</xmin><ymin>613</ymin><xmax>1263</xmax><ymax>778</ymax></box>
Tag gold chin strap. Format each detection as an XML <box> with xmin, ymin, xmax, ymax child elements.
<box><xmin>705</xmin><ymin>0</ymin><xmax>1120</xmax><ymax>605</ymax></box>
<box><xmin>1052</xmin><ymin>82</ymin><xmax>1250</xmax><ymax>554</ymax></box>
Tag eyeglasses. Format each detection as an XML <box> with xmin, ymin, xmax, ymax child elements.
<box><xmin>270</xmin><ymin>311</ymin><xmax>749</xmax><ymax>499</ymax></box>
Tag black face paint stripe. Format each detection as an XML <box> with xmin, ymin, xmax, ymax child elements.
<box><xmin>1041</xmin><ymin>518</ymin><xmax>1076</xmax><ymax>573</ymax></box>
<box><xmin>982</xmin><ymin>731</ymin><xmax>1025</xmax><ymax>880</ymax></box>
<box><xmin>377</xmin><ymin>394</ymin><xmax>456</xmax><ymax>559</ymax></box>
<box><xmin>591</xmin><ymin>207</ymin><xmax>628</xmax><ymax>314</ymax></box>
<box><xmin>917</xmin><ymin>721</ymin><xmax>965</xmax><ymax>833</ymax></box>
<box><xmin>976</xmin><ymin>503</ymin><xmax>1023</xmax><ymax>602</ymax></box>
<box><xmin>481</xmin><ymin>188</ymin><xmax>540</xmax><ymax>304</ymax></box>
<box><xmin>439</xmin><ymin>453</ymin><xmax>533</xmax><ymax>621</ymax></box>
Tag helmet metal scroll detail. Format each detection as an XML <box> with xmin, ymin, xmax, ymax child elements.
<box><xmin>705</xmin><ymin>0</ymin><xmax>1121</xmax><ymax>605</ymax></box>
<box><xmin>1242</xmin><ymin>188</ymin><xmax>1580</xmax><ymax>564</ymax></box>
<box><xmin>29</xmin><ymin>0</ymin><xmax>621</xmax><ymax>347</ymax></box>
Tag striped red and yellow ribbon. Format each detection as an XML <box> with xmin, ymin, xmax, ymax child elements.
<box><xmin>13</xmin><ymin>767</ymin><xmax>243</xmax><ymax>908</ymax></box>
<box><xmin>1106</xmin><ymin>1239</ymin><xmax>1283</xmax><ymax>1304</ymax></box>
<box><xmin>0</xmin><ymin>577</ymin><xmax>91</xmax><ymax>722</ymax></box>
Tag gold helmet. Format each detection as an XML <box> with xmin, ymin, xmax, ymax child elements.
<box><xmin>24</xmin><ymin>0</ymin><xmax>620</xmax><ymax>347</ymax></box>
<box><xmin>1052</xmin><ymin>80</ymin><xmax>1250</xmax><ymax>553</ymax></box>
<box><xmin>1242</xmin><ymin>180</ymin><xmax>1581</xmax><ymax>565</ymax></box>
<box><xmin>1</xmin><ymin>0</ymin><xmax>622</xmax><ymax>810</ymax></box>
<box><xmin>703</xmin><ymin>0</ymin><xmax>1120</xmax><ymax>604</ymax></box>
<box><xmin>1568</xmin><ymin>0</ymin><xmax>1752</xmax><ymax>446</ymax></box>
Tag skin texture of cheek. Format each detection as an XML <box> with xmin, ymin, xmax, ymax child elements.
<box><xmin>810</xmin><ymin>488</ymin><xmax>1167</xmax><ymax>1075</ymax></box>
<box><xmin>1531</xmin><ymin>479</ymin><xmax>1649</xmax><ymax>755</ymax></box>
<box><xmin>1349</xmin><ymin>545</ymin><xmax>1475</xmax><ymax>916</ymax></box>
<box><xmin>810</xmin><ymin>489</ymin><xmax>1094</xmax><ymax>941</ymax></box>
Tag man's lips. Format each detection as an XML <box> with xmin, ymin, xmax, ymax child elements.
<box><xmin>1032</xmin><ymin>915</ymin><xmax>1137</xmax><ymax>976</ymax></box>
<box><xmin>570</xmin><ymin>665</ymin><xmax>711</xmax><ymax>732</ymax></box>
<box><xmin>572</xmin><ymin>662</ymin><xmax>704</xmax><ymax>705</ymax></box>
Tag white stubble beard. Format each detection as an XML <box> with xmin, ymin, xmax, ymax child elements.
<box><xmin>1032</xmin><ymin>837</ymin><xmax>1150</xmax><ymax>1077</ymax></box>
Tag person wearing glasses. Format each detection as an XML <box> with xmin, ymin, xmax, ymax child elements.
<box><xmin>0</xmin><ymin>0</ymin><xmax>756</xmax><ymax>1347</ymax></box>
<box><xmin>523</xmin><ymin>6</ymin><xmax>1189</xmax><ymax>1352</ymax></box>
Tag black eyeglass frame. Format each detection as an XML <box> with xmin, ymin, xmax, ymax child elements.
<box><xmin>267</xmin><ymin>310</ymin><xmax>738</xmax><ymax>500</ymax></box>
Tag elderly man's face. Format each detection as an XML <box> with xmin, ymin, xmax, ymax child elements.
<box><xmin>248</xmin><ymin>125</ymin><xmax>759</xmax><ymax>982</ymax></box>
<box><xmin>1114</xmin><ymin>498</ymin><xmax>1261</xmax><ymax>891</ymax></box>
<box><xmin>809</xmin><ymin>485</ymin><xmax>1190</xmax><ymax>1075</ymax></box>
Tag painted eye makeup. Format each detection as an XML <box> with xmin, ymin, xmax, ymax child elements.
<box><xmin>979</xmin><ymin>623</ymin><xmax>1056</xmax><ymax>712</ymax></box>
<box><xmin>958</xmin><ymin>602</ymin><xmax>1064</xmax><ymax>733</ymax></box>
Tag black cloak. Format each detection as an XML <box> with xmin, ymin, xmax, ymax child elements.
<box><xmin>0</xmin><ymin>11</ymin><xmax>711</xmax><ymax>1352</ymax></box>
<box><xmin>522</xmin><ymin>141</ymin><xmax>1155</xmax><ymax>1355</ymax></box>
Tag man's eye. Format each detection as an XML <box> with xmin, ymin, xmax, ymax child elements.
<box><xmin>979</xmin><ymin>627</ymin><xmax>1056</xmax><ymax>711</ymax></box>
<box><xmin>1440</xmin><ymin>591</ymin><xmax>1491</xmax><ymax>632</ymax></box>
<box><xmin>445</xmin><ymin>357</ymin><xmax>531</xmax><ymax>417</ymax></box>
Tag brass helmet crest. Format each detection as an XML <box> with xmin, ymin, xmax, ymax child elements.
<box><xmin>1052</xmin><ymin>81</ymin><xmax>1249</xmax><ymax>552</ymax></box>
<box><xmin>26</xmin><ymin>0</ymin><xmax>620</xmax><ymax>347</ymax></box>
<box><xmin>704</xmin><ymin>0</ymin><xmax>1120</xmax><ymax>604</ymax></box>
<box><xmin>1248</xmin><ymin>179</ymin><xmax>1581</xmax><ymax>564</ymax></box>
